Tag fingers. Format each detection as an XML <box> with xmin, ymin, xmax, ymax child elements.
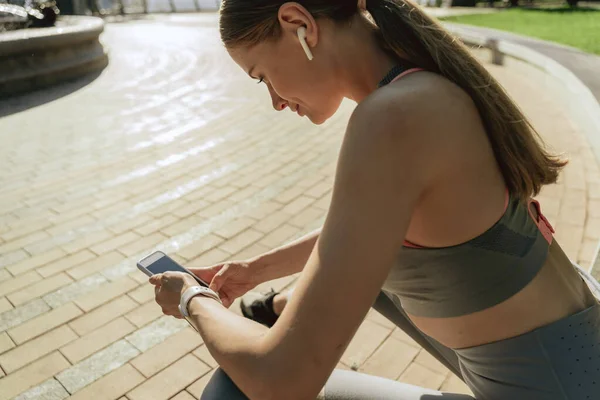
<box><xmin>209</xmin><ymin>264</ymin><xmax>230</xmax><ymax>292</ymax></box>
<box><xmin>189</xmin><ymin>264</ymin><xmax>221</xmax><ymax>283</ymax></box>
<box><xmin>160</xmin><ymin>306</ymin><xmax>183</xmax><ymax>319</ymax></box>
<box><xmin>153</xmin><ymin>276</ymin><xmax>183</xmax><ymax>319</ymax></box>
<box><xmin>221</xmin><ymin>297</ymin><xmax>232</xmax><ymax>309</ymax></box>
<box><xmin>149</xmin><ymin>273</ymin><xmax>162</xmax><ymax>286</ymax></box>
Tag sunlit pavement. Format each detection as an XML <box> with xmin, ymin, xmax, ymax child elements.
<box><xmin>0</xmin><ymin>13</ymin><xmax>598</xmax><ymax>399</ymax></box>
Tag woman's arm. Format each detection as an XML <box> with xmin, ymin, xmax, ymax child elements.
<box><xmin>251</xmin><ymin>227</ymin><xmax>321</xmax><ymax>283</ymax></box>
<box><xmin>184</xmin><ymin>76</ymin><xmax>455</xmax><ymax>399</ymax></box>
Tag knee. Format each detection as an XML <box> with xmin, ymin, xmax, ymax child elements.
<box><xmin>201</xmin><ymin>368</ymin><xmax>249</xmax><ymax>400</ymax></box>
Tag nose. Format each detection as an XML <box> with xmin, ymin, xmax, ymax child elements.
<box><xmin>267</xmin><ymin>84</ymin><xmax>287</xmax><ymax>111</ymax></box>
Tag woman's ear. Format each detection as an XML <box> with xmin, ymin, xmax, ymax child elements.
<box><xmin>278</xmin><ymin>2</ymin><xmax>319</xmax><ymax>50</ymax></box>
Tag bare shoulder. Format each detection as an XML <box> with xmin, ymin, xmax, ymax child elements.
<box><xmin>341</xmin><ymin>71</ymin><xmax>480</xmax><ymax>185</ymax></box>
<box><xmin>351</xmin><ymin>71</ymin><xmax>478</xmax><ymax>139</ymax></box>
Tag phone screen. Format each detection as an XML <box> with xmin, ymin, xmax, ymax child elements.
<box><xmin>143</xmin><ymin>253</ymin><xmax>208</xmax><ymax>288</ymax></box>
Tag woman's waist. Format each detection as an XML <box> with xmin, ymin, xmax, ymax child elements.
<box><xmin>453</xmin><ymin>301</ymin><xmax>600</xmax><ymax>360</ymax></box>
<box><xmin>404</xmin><ymin>261</ymin><xmax>597</xmax><ymax>349</ymax></box>
<box><xmin>408</xmin><ymin>297</ymin><xmax>594</xmax><ymax>349</ymax></box>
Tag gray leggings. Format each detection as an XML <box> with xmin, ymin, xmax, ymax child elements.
<box><xmin>201</xmin><ymin>291</ymin><xmax>474</xmax><ymax>399</ymax></box>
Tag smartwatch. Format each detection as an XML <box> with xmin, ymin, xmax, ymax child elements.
<box><xmin>179</xmin><ymin>286</ymin><xmax>222</xmax><ymax>318</ymax></box>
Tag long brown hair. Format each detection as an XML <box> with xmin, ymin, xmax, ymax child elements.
<box><xmin>219</xmin><ymin>0</ymin><xmax>566</xmax><ymax>202</ymax></box>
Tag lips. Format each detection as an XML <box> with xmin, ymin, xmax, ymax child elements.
<box><xmin>289</xmin><ymin>103</ymin><xmax>303</xmax><ymax>116</ymax></box>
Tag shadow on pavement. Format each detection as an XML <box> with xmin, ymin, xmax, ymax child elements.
<box><xmin>0</xmin><ymin>69</ymin><xmax>104</xmax><ymax>119</ymax></box>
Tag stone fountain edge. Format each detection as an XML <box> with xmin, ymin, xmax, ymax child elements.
<box><xmin>0</xmin><ymin>16</ymin><xmax>107</xmax><ymax>97</ymax></box>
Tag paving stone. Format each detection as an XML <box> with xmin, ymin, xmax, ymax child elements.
<box><xmin>8</xmin><ymin>273</ymin><xmax>73</xmax><ymax>307</ymax></box>
<box><xmin>56</xmin><ymin>340</ymin><xmax>140</xmax><ymax>394</ymax></box>
<box><xmin>125</xmin><ymin>315</ymin><xmax>188</xmax><ymax>352</ymax></box>
<box><xmin>192</xmin><ymin>344</ymin><xmax>217</xmax><ymax>368</ymax></box>
<box><xmin>69</xmin><ymin>295</ymin><xmax>137</xmax><ymax>336</ymax></box>
<box><xmin>0</xmin><ymin>271</ymin><xmax>42</xmax><ymax>298</ymax></box>
<box><xmin>229</xmin><ymin>242</ymin><xmax>271</xmax><ymax>262</ymax></box>
<box><xmin>171</xmin><ymin>391</ymin><xmax>197</xmax><ymax>400</ymax></box>
<box><xmin>127</xmin><ymin>283</ymin><xmax>155</xmax><ymax>304</ymax></box>
<box><xmin>37</xmin><ymin>250</ymin><xmax>96</xmax><ymax>278</ymax></box>
<box><xmin>43</xmin><ymin>274</ymin><xmax>108</xmax><ymax>309</ymax></box>
<box><xmin>0</xmin><ymin>325</ymin><xmax>77</xmax><ymax>373</ymax></box>
<box><xmin>127</xmin><ymin>354</ymin><xmax>209</xmax><ymax>400</ymax></box>
<box><xmin>0</xmin><ymin>332</ymin><xmax>15</xmax><ymax>355</ymax></box>
<box><xmin>134</xmin><ymin>214</ymin><xmax>179</xmax><ymax>236</ymax></box>
<box><xmin>219</xmin><ymin>229</ymin><xmax>263</xmax><ymax>255</ymax></box>
<box><xmin>74</xmin><ymin>276</ymin><xmax>138</xmax><ymax>312</ymax></box>
<box><xmin>6</xmin><ymin>249</ymin><xmax>66</xmax><ymax>276</ymax></box>
<box><xmin>0</xmin><ymin>352</ymin><xmax>70</xmax><ymax>400</ymax></box>
<box><xmin>0</xmin><ymin>249</ymin><xmax>29</xmax><ymax>269</ymax></box>
<box><xmin>186</xmin><ymin>369</ymin><xmax>216</xmax><ymax>399</ymax></box>
<box><xmin>397</xmin><ymin>363</ymin><xmax>447</xmax><ymax>391</ymax></box>
<box><xmin>414</xmin><ymin>349</ymin><xmax>450</xmax><ymax>375</ymax></box>
<box><xmin>187</xmin><ymin>247</ymin><xmax>231</xmax><ymax>267</ymax></box>
<box><xmin>252</xmin><ymin>210</ymin><xmax>292</xmax><ymax>233</ymax></box>
<box><xmin>13</xmin><ymin>378</ymin><xmax>70</xmax><ymax>400</ymax></box>
<box><xmin>62</xmin><ymin>230</ymin><xmax>113</xmax><ymax>255</ymax></box>
<box><xmin>214</xmin><ymin>217</ymin><xmax>256</xmax><ymax>239</ymax></box>
<box><xmin>0</xmin><ymin>298</ymin><xmax>11</xmax><ymax>314</ymax></box>
<box><xmin>360</xmin><ymin>337</ymin><xmax>420</xmax><ymax>380</ymax></box>
<box><xmin>8</xmin><ymin>302</ymin><xmax>82</xmax><ymax>345</ymax></box>
<box><xmin>119</xmin><ymin>232</ymin><xmax>168</xmax><ymax>257</ymax></box>
<box><xmin>125</xmin><ymin>301</ymin><xmax>164</xmax><ymax>328</ymax></box>
<box><xmin>130</xmin><ymin>327</ymin><xmax>203</xmax><ymax>377</ymax></box>
<box><xmin>259</xmin><ymin>224</ymin><xmax>300</xmax><ymax>248</ymax></box>
<box><xmin>0</xmin><ymin>270</ymin><xmax>11</xmax><ymax>283</ymax></box>
<box><xmin>66</xmin><ymin>251</ymin><xmax>125</xmax><ymax>280</ymax></box>
<box><xmin>60</xmin><ymin>317</ymin><xmax>137</xmax><ymax>364</ymax></box>
<box><xmin>341</xmin><ymin>319</ymin><xmax>392</xmax><ymax>369</ymax></box>
<box><xmin>91</xmin><ymin>232</ymin><xmax>141</xmax><ymax>255</ymax></box>
<box><xmin>177</xmin><ymin>233</ymin><xmax>225</xmax><ymax>261</ymax></box>
<box><xmin>0</xmin><ymin>299</ymin><xmax>50</xmax><ymax>333</ymax></box>
<box><xmin>68</xmin><ymin>363</ymin><xmax>145</xmax><ymax>400</ymax></box>
<box><xmin>0</xmin><ymin>231</ymin><xmax>50</xmax><ymax>255</ymax></box>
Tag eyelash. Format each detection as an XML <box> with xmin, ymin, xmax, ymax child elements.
<box><xmin>257</xmin><ymin>77</ymin><xmax>264</xmax><ymax>84</ymax></box>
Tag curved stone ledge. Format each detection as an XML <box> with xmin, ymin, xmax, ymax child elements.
<box><xmin>0</xmin><ymin>16</ymin><xmax>107</xmax><ymax>97</ymax></box>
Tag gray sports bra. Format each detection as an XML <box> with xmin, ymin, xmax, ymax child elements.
<box><xmin>383</xmin><ymin>192</ymin><xmax>554</xmax><ymax>318</ymax></box>
<box><xmin>379</xmin><ymin>66</ymin><xmax>555</xmax><ymax>318</ymax></box>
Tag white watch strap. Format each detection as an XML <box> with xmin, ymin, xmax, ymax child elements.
<box><xmin>179</xmin><ymin>286</ymin><xmax>221</xmax><ymax>318</ymax></box>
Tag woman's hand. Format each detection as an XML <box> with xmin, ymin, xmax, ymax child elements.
<box><xmin>188</xmin><ymin>259</ymin><xmax>262</xmax><ymax>308</ymax></box>
<box><xmin>149</xmin><ymin>271</ymin><xmax>199</xmax><ymax>318</ymax></box>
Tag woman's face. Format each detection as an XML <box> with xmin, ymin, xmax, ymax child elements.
<box><xmin>227</xmin><ymin>21</ymin><xmax>345</xmax><ymax>125</ymax></box>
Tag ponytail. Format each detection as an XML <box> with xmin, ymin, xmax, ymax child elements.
<box><xmin>220</xmin><ymin>0</ymin><xmax>567</xmax><ymax>201</ymax></box>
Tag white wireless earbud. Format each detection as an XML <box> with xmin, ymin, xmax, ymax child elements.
<box><xmin>297</xmin><ymin>26</ymin><xmax>314</xmax><ymax>61</ymax></box>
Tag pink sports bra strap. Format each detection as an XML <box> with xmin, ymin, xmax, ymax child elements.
<box><xmin>527</xmin><ymin>199</ymin><xmax>555</xmax><ymax>245</ymax></box>
<box><xmin>389</xmin><ymin>68</ymin><xmax>425</xmax><ymax>84</ymax></box>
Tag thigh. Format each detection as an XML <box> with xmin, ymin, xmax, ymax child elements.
<box><xmin>321</xmin><ymin>369</ymin><xmax>475</xmax><ymax>400</ymax></box>
<box><xmin>372</xmin><ymin>291</ymin><xmax>463</xmax><ymax>379</ymax></box>
<box><xmin>201</xmin><ymin>368</ymin><xmax>475</xmax><ymax>400</ymax></box>
<box><xmin>201</xmin><ymin>368</ymin><xmax>249</xmax><ymax>400</ymax></box>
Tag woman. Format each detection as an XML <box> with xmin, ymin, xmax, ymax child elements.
<box><xmin>150</xmin><ymin>1</ymin><xmax>600</xmax><ymax>399</ymax></box>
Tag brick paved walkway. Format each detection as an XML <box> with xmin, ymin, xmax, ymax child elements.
<box><xmin>0</xmin><ymin>13</ymin><xmax>598</xmax><ymax>400</ymax></box>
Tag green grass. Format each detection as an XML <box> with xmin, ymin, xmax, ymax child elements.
<box><xmin>439</xmin><ymin>7</ymin><xmax>600</xmax><ymax>55</ymax></box>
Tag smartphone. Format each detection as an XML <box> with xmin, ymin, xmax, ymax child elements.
<box><xmin>137</xmin><ymin>251</ymin><xmax>209</xmax><ymax>287</ymax></box>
